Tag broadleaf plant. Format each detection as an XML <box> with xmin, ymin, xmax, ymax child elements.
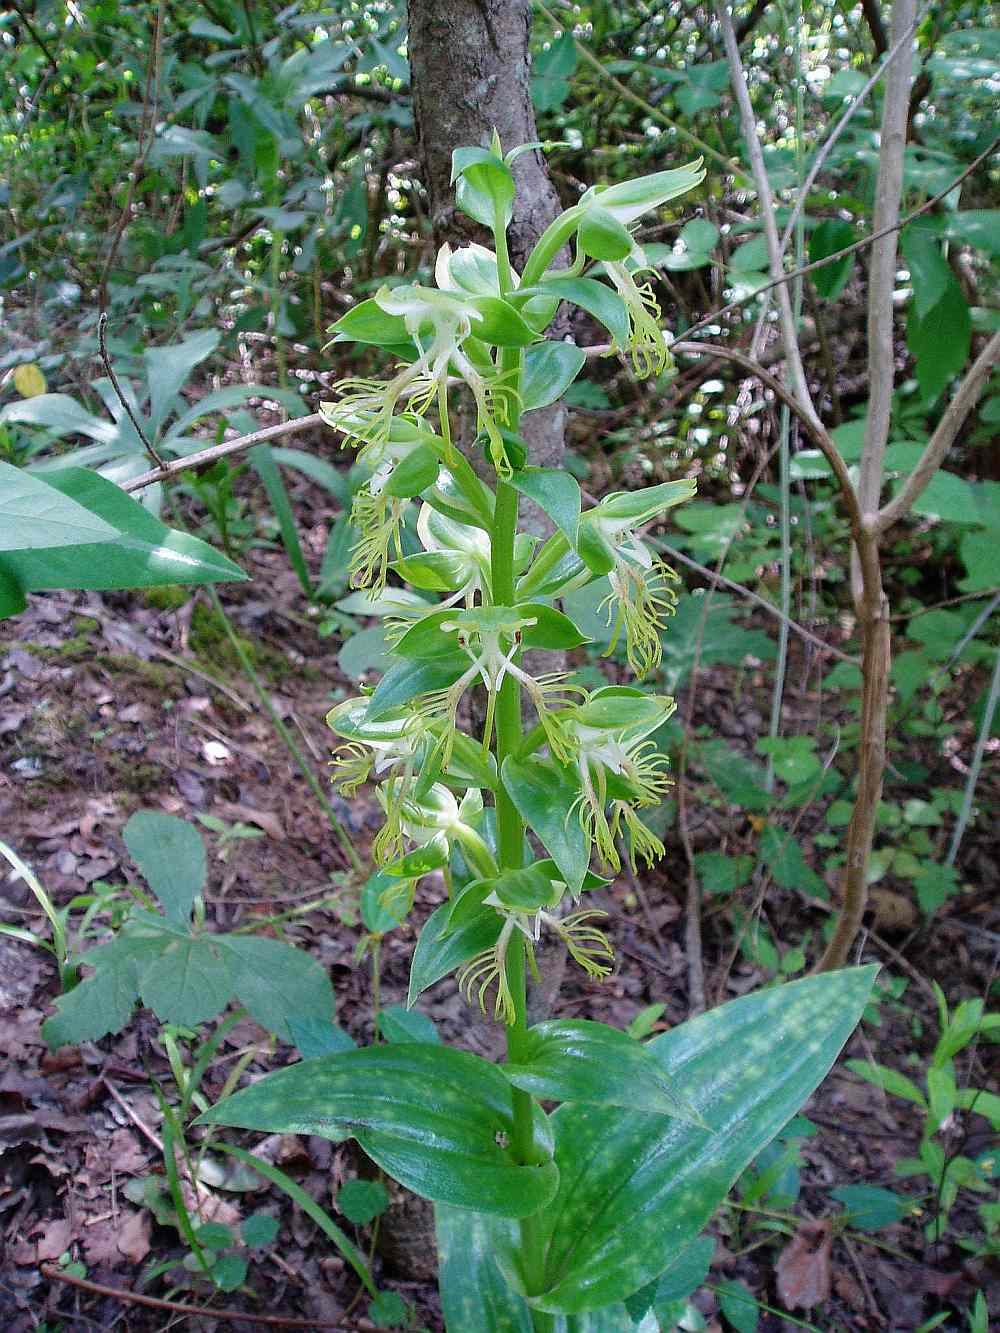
<box><xmin>43</xmin><ymin>812</ymin><xmax>333</xmax><ymax>1048</ymax></box>
<box><xmin>200</xmin><ymin>139</ymin><xmax>878</xmax><ymax>1327</ymax></box>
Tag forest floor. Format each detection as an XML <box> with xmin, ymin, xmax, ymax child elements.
<box><xmin>1</xmin><ymin>465</ymin><xmax>998</xmax><ymax>1333</ymax></box>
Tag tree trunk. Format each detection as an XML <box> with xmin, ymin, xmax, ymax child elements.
<box><xmin>408</xmin><ymin>0</ymin><xmax>567</xmax><ymax>477</ymax></box>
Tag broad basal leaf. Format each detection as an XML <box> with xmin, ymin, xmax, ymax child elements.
<box><xmin>436</xmin><ymin>1206</ymin><xmax>656</xmax><ymax>1333</ymax></box>
<box><xmin>436</xmin><ymin>1205</ymin><xmax>531</xmax><ymax>1333</ymax></box>
<box><xmin>522</xmin><ymin>967</ymin><xmax>878</xmax><ymax>1314</ymax></box>
<box><xmin>503</xmin><ymin>1020</ymin><xmax>700</xmax><ymax>1122</ymax></box>
<box><xmin>198</xmin><ymin>1044</ymin><xmax>559</xmax><ymax>1218</ymax></box>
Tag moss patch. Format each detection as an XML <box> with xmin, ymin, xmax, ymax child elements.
<box><xmin>188</xmin><ymin>603</ymin><xmax>295</xmax><ymax>682</ymax></box>
<box><xmin>143</xmin><ymin>587</ymin><xmax>190</xmax><ymax>612</ymax></box>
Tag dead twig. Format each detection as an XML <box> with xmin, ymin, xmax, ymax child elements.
<box><xmin>98</xmin><ymin>313</ymin><xmax>165</xmax><ymax>469</ymax></box>
<box><xmin>41</xmin><ymin>1266</ymin><xmax>354</xmax><ymax>1328</ymax></box>
<box><xmin>101</xmin><ymin>1077</ymin><xmax>164</xmax><ymax>1153</ymax></box>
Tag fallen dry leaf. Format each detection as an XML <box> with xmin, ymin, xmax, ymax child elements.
<box><xmin>31</xmin><ymin>1216</ymin><xmax>72</xmax><ymax>1262</ymax></box>
<box><xmin>118</xmin><ymin>703</ymin><xmax>154</xmax><ymax>725</ymax></box>
<box><xmin>217</xmin><ymin>800</ymin><xmax>285</xmax><ymax>840</ymax></box>
<box><xmin>82</xmin><ymin>1219</ymin><xmax>125</xmax><ymax>1269</ymax></box>
<box><xmin>776</xmin><ymin>1219</ymin><xmax>832</xmax><ymax>1310</ymax></box>
<box><xmin>0</xmin><ymin>705</ymin><xmax>29</xmax><ymax>736</ymax></box>
<box><xmin>116</xmin><ymin>1207</ymin><xmax>151</xmax><ymax>1264</ymax></box>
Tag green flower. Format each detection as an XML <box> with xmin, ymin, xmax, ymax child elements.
<box><xmin>562</xmin><ymin>688</ymin><xmax>675</xmax><ymax>871</ymax></box>
<box><xmin>413</xmin><ymin>606</ymin><xmax>583</xmax><ymax>767</ymax></box>
<box><xmin>457</xmin><ymin>861</ymin><xmax>615</xmax><ymax>1025</ymax></box>
<box><xmin>317</xmin><ymin>415</ymin><xmax>440</xmax><ymax>594</ymax></box>
<box><xmin>579</xmin><ymin>479</ymin><xmax>696</xmax><ymax>679</ymax></box>
<box><xmin>322</xmin><ymin>282</ymin><xmax>515</xmax><ymax>475</ymax></box>
<box><xmin>603</xmin><ymin>248</ymin><xmax>671</xmax><ymax>378</ymax></box>
<box><xmin>327</xmin><ymin>697</ymin><xmax>496</xmax><ymax>839</ymax></box>
<box><xmin>373</xmin><ymin>781</ymin><xmax>494</xmax><ymax>876</ymax></box>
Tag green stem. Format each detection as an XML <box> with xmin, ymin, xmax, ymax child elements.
<box><xmin>270</xmin><ymin>230</ymin><xmax>287</xmax><ymax>390</ymax></box>
<box><xmin>490</xmin><ymin>210</ymin><xmax>551</xmax><ymax>1319</ymax></box>
<box><xmin>370</xmin><ymin>935</ymin><xmax>382</xmax><ymax>1038</ymax></box>
<box><xmin>492</xmin><ymin>482</ymin><xmax>523</xmax><ymax>844</ymax></box>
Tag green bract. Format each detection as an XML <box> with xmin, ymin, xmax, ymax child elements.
<box><xmin>200</xmin><ymin>136</ymin><xmax>875</xmax><ymax>1333</ymax></box>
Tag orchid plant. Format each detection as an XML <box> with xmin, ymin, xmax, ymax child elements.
<box><xmin>202</xmin><ymin>139</ymin><xmax>878</xmax><ymax>1331</ymax></box>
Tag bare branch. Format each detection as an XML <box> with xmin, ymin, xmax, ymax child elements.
<box><xmin>681</xmin><ymin>136</ymin><xmax>1000</xmax><ymax>342</ymax></box>
<box><xmin>671</xmin><ymin>341</ymin><xmax>864</xmax><ymax>536</ymax></box>
<box><xmin>122</xmin><ymin>414</ymin><xmax>322</xmax><ymax>492</ymax></box>
<box><xmin>876</xmin><ymin>330</ymin><xmax>1000</xmax><ymax>533</ymax></box>
<box><xmin>651</xmin><ymin>539</ymin><xmax>860</xmax><ymax>665</ymax></box>
<box><xmin>856</xmin><ymin>0</ymin><xmax>916</xmax><ymax>547</ymax></box>
<box><xmin>714</xmin><ymin>0</ymin><xmax>826</xmax><ymax>431</ymax></box>
<box><xmin>778</xmin><ymin>2</ymin><xmax>929</xmax><ymax>260</ymax></box>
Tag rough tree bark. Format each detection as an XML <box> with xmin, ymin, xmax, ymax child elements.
<box><xmin>408</xmin><ymin>0</ymin><xmax>567</xmax><ymax>477</ymax></box>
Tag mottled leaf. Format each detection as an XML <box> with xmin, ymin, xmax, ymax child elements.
<box><xmin>504</xmin><ymin>1020</ymin><xmax>700</xmax><ymax>1121</ymax></box>
<box><xmin>522</xmin><ymin>967</ymin><xmax>878</xmax><ymax>1313</ymax></box>
<box><xmin>199</xmin><ymin>1044</ymin><xmax>559</xmax><ymax>1218</ymax></box>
